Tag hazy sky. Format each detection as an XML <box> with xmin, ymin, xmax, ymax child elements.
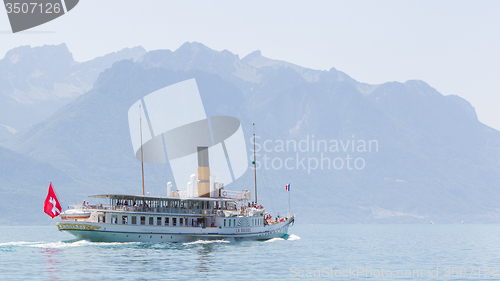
<box><xmin>1</xmin><ymin>0</ymin><xmax>499</xmax><ymax>130</ymax></box>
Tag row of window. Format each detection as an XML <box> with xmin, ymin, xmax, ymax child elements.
<box><xmin>103</xmin><ymin>214</ymin><xmax>263</xmax><ymax>228</ymax></box>
<box><xmin>108</xmin><ymin>215</ymin><xmax>188</xmax><ymax>226</ymax></box>
<box><xmin>223</xmin><ymin>218</ymin><xmax>262</xmax><ymax>227</ymax></box>
<box><xmin>112</xmin><ymin>200</ymin><xmax>220</xmax><ymax>210</ymax></box>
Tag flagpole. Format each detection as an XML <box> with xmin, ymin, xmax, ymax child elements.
<box><xmin>288</xmin><ymin>183</ymin><xmax>290</xmax><ymax>218</ymax></box>
<box><xmin>253</xmin><ymin>123</ymin><xmax>257</xmax><ymax>205</ymax></box>
<box><xmin>140</xmin><ymin>105</ymin><xmax>145</xmax><ymax>196</ymax></box>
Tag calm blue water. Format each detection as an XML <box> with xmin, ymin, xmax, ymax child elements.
<box><xmin>1</xmin><ymin>224</ymin><xmax>500</xmax><ymax>280</ymax></box>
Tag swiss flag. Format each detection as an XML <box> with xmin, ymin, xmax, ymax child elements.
<box><xmin>44</xmin><ymin>183</ymin><xmax>62</xmax><ymax>218</ymax></box>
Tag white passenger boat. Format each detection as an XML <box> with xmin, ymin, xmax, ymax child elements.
<box><xmin>57</xmin><ymin>146</ymin><xmax>295</xmax><ymax>242</ymax></box>
<box><xmin>56</xmin><ymin>193</ymin><xmax>294</xmax><ymax>243</ymax></box>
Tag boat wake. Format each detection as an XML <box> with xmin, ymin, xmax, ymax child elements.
<box><xmin>264</xmin><ymin>237</ymin><xmax>285</xmax><ymax>243</ymax></box>
<box><xmin>1</xmin><ymin>235</ymin><xmax>298</xmax><ymax>250</ymax></box>
<box><xmin>0</xmin><ymin>240</ymin><xmax>143</xmax><ymax>250</ymax></box>
<box><xmin>183</xmin><ymin>239</ymin><xmax>230</xmax><ymax>246</ymax></box>
<box><xmin>0</xmin><ymin>241</ymin><xmax>39</xmax><ymax>249</ymax></box>
<box><xmin>264</xmin><ymin>234</ymin><xmax>301</xmax><ymax>243</ymax></box>
<box><xmin>0</xmin><ymin>240</ymin><xmax>80</xmax><ymax>249</ymax></box>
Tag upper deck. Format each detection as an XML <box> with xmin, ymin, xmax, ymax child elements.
<box><xmin>89</xmin><ymin>192</ymin><xmax>248</xmax><ymax>202</ymax></box>
<box><xmin>83</xmin><ymin>190</ymin><xmax>260</xmax><ymax>216</ymax></box>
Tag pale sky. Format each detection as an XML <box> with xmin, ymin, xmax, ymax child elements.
<box><xmin>1</xmin><ymin>0</ymin><xmax>499</xmax><ymax>130</ymax></box>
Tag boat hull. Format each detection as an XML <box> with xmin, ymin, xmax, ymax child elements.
<box><xmin>56</xmin><ymin>218</ymin><xmax>293</xmax><ymax>243</ymax></box>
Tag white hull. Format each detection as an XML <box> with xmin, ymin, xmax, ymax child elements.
<box><xmin>57</xmin><ymin>218</ymin><xmax>293</xmax><ymax>243</ymax></box>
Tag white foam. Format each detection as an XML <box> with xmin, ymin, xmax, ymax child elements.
<box><xmin>0</xmin><ymin>240</ymin><xmax>143</xmax><ymax>249</ymax></box>
<box><xmin>264</xmin><ymin>234</ymin><xmax>301</xmax><ymax>243</ymax></box>
<box><xmin>0</xmin><ymin>241</ymin><xmax>37</xmax><ymax>247</ymax></box>
<box><xmin>264</xmin><ymin>237</ymin><xmax>286</xmax><ymax>243</ymax></box>
<box><xmin>287</xmin><ymin>234</ymin><xmax>301</xmax><ymax>241</ymax></box>
<box><xmin>29</xmin><ymin>240</ymin><xmax>89</xmax><ymax>248</ymax></box>
<box><xmin>0</xmin><ymin>241</ymin><xmax>81</xmax><ymax>249</ymax></box>
<box><xmin>183</xmin><ymin>239</ymin><xmax>230</xmax><ymax>245</ymax></box>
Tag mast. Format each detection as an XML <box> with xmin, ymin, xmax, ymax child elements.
<box><xmin>140</xmin><ymin>105</ymin><xmax>145</xmax><ymax>196</ymax></box>
<box><xmin>253</xmin><ymin>123</ymin><xmax>257</xmax><ymax>204</ymax></box>
<box><xmin>288</xmin><ymin>183</ymin><xmax>290</xmax><ymax>217</ymax></box>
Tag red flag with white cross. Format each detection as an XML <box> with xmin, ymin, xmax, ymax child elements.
<box><xmin>44</xmin><ymin>183</ymin><xmax>62</xmax><ymax>218</ymax></box>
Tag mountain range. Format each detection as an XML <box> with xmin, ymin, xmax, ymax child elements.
<box><xmin>0</xmin><ymin>43</ymin><xmax>146</xmax><ymax>135</ymax></box>
<box><xmin>1</xmin><ymin>42</ymin><xmax>499</xmax><ymax>225</ymax></box>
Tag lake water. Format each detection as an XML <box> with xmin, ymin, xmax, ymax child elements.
<box><xmin>1</xmin><ymin>224</ymin><xmax>500</xmax><ymax>280</ymax></box>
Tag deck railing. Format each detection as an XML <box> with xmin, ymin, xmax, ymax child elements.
<box><xmin>73</xmin><ymin>203</ymin><xmax>263</xmax><ymax>216</ymax></box>
<box><xmin>76</xmin><ymin>204</ymin><xmax>219</xmax><ymax>215</ymax></box>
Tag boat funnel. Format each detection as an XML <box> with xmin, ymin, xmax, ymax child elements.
<box><xmin>197</xmin><ymin>147</ymin><xmax>210</xmax><ymax>197</ymax></box>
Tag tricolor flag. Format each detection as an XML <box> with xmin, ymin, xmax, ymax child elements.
<box><xmin>286</xmin><ymin>183</ymin><xmax>290</xmax><ymax>191</ymax></box>
<box><xmin>44</xmin><ymin>183</ymin><xmax>62</xmax><ymax>218</ymax></box>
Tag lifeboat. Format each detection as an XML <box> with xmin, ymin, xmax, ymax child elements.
<box><xmin>60</xmin><ymin>209</ymin><xmax>91</xmax><ymax>220</ymax></box>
